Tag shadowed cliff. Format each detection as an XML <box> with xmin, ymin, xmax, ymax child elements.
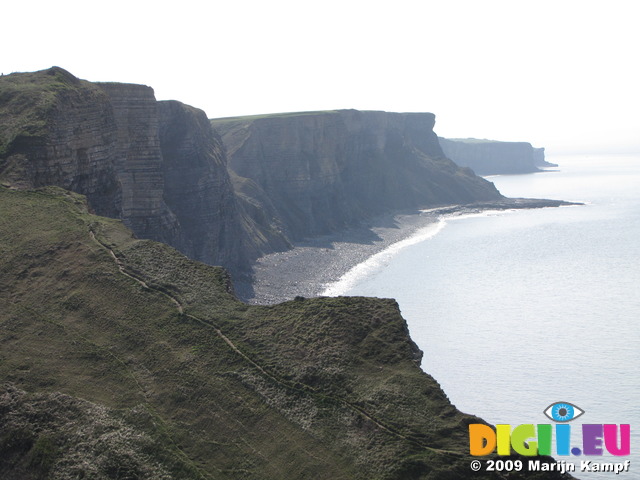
<box><xmin>213</xmin><ymin>111</ymin><xmax>503</xmax><ymax>241</ymax></box>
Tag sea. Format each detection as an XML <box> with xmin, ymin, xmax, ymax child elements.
<box><xmin>324</xmin><ymin>154</ymin><xmax>640</xmax><ymax>478</ymax></box>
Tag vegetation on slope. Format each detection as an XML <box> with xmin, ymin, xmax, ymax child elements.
<box><xmin>0</xmin><ymin>186</ymin><xmax>571</xmax><ymax>479</ymax></box>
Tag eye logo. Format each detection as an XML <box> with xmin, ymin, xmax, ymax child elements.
<box><xmin>544</xmin><ymin>402</ymin><xmax>585</xmax><ymax>422</ymax></box>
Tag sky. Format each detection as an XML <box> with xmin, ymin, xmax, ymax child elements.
<box><xmin>3</xmin><ymin>0</ymin><xmax>639</xmax><ymax>155</ymax></box>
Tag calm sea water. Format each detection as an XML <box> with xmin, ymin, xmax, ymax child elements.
<box><xmin>327</xmin><ymin>155</ymin><xmax>640</xmax><ymax>477</ymax></box>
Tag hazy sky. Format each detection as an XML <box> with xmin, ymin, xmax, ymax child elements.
<box><xmin>3</xmin><ymin>0</ymin><xmax>639</xmax><ymax>155</ymax></box>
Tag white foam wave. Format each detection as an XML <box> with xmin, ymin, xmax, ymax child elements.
<box><xmin>321</xmin><ymin>209</ymin><xmax>518</xmax><ymax>297</ymax></box>
<box><xmin>321</xmin><ymin>218</ymin><xmax>447</xmax><ymax>297</ymax></box>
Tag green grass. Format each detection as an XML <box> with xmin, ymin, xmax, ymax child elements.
<box><xmin>0</xmin><ymin>186</ymin><xmax>570</xmax><ymax>479</ymax></box>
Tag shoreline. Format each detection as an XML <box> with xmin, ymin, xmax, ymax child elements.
<box><xmin>236</xmin><ymin>197</ymin><xmax>575</xmax><ymax>305</ymax></box>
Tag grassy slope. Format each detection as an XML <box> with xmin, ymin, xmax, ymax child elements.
<box><xmin>0</xmin><ymin>187</ymin><xmax>569</xmax><ymax>479</ymax></box>
<box><xmin>0</xmin><ymin>187</ymin><xmax>353</xmax><ymax>479</ymax></box>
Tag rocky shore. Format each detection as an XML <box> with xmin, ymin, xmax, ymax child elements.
<box><xmin>236</xmin><ymin>197</ymin><xmax>576</xmax><ymax>304</ymax></box>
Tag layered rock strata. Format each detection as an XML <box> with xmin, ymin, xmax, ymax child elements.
<box><xmin>0</xmin><ymin>67</ymin><xmax>266</xmax><ymax>275</ymax></box>
<box><xmin>6</xmin><ymin>69</ymin><xmax>557</xmax><ymax>279</ymax></box>
<box><xmin>213</xmin><ymin>110</ymin><xmax>503</xmax><ymax>241</ymax></box>
<box><xmin>0</xmin><ymin>68</ymin><xmax>122</xmax><ymax>216</ymax></box>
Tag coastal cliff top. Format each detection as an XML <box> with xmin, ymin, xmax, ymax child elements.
<box><xmin>210</xmin><ymin>109</ymin><xmax>437</xmax><ymax>129</ymax></box>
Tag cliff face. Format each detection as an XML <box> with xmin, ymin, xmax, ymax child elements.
<box><xmin>156</xmin><ymin>99</ymin><xmax>257</xmax><ymax>270</ymax></box>
<box><xmin>96</xmin><ymin>82</ymin><xmax>182</xmax><ymax>246</ymax></box>
<box><xmin>0</xmin><ymin>68</ymin><xmax>122</xmax><ymax>216</ymax></box>
<box><xmin>2</xmin><ymin>68</ymin><xmax>511</xmax><ymax>278</ymax></box>
<box><xmin>214</xmin><ymin>110</ymin><xmax>502</xmax><ymax>241</ymax></box>
<box><xmin>439</xmin><ymin>137</ymin><xmax>556</xmax><ymax>175</ymax></box>
<box><xmin>0</xmin><ymin>67</ymin><xmax>262</xmax><ymax>275</ymax></box>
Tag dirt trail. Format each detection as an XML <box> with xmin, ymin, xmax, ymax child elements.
<box><xmin>88</xmin><ymin>229</ymin><xmax>464</xmax><ymax>458</ymax></box>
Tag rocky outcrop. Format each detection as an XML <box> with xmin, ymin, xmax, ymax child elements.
<box><xmin>439</xmin><ymin>137</ymin><xmax>557</xmax><ymax>175</ymax></box>
<box><xmin>533</xmin><ymin>146</ymin><xmax>556</xmax><ymax>168</ymax></box>
<box><xmin>0</xmin><ymin>68</ymin><xmax>122</xmax><ymax>216</ymax></box>
<box><xmin>213</xmin><ymin>110</ymin><xmax>503</xmax><ymax>241</ymax></box>
<box><xmin>0</xmin><ymin>67</ymin><xmax>269</xmax><ymax>276</ymax></box>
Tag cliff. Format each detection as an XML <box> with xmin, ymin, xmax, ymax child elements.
<box><xmin>0</xmin><ymin>67</ymin><xmax>276</xmax><ymax>276</ymax></box>
<box><xmin>0</xmin><ymin>68</ymin><xmax>575</xmax><ymax>479</ymax></box>
<box><xmin>155</xmin><ymin>99</ymin><xmax>286</xmax><ymax>271</ymax></box>
<box><xmin>0</xmin><ymin>185</ymin><xmax>570</xmax><ymax>479</ymax></box>
<box><xmin>439</xmin><ymin>137</ymin><xmax>557</xmax><ymax>175</ymax></box>
<box><xmin>213</xmin><ymin>110</ymin><xmax>503</xmax><ymax>241</ymax></box>
<box><xmin>532</xmin><ymin>146</ymin><xmax>554</xmax><ymax>168</ymax></box>
<box><xmin>1</xmin><ymin>68</ymin><xmax>509</xmax><ymax>279</ymax></box>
